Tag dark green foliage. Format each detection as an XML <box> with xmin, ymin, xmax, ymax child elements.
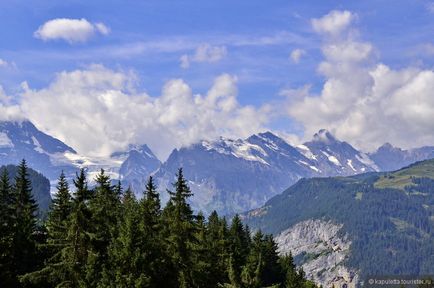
<box><xmin>86</xmin><ymin>169</ymin><xmax>121</xmax><ymax>286</ymax></box>
<box><xmin>0</xmin><ymin>168</ymin><xmax>16</xmax><ymax>286</ymax></box>
<box><xmin>7</xmin><ymin>164</ymin><xmax>316</xmax><ymax>288</ymax></box>
<box><xmin>1</xmin><ymin>164</ymin><xmax>51</xmax><ymax>213</ymax></box>
<box><xmin>13</xmin><ymin>160</ymin><xmax>39</xmax><ymax>276</ymax></box>
<box><xmin>162</xmin><ymin>168</ymin><xmax>197</xmax><ymax>288</ymax></box>
<box><xmin>244</xmin><ymin>160</ymin><xmax>434</xmax><ymax>279</ymax></box>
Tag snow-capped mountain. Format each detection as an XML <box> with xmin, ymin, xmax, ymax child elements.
<box><xmin>0</xmin><ymin>121</ymin><xmax>162</xmax><ymax>194</ymax></box>
<box><xmin>297</xmin><ymin>129</ymin><xmax>379</xmax><ymax>175</ymax></box>
<box><xmin>155</xmin><ymin>132</ymin><xmax>316</xmax><ymax>214</ymax></box>
<box><xmin>155</xmin><ymin>130</ymin><xmax>380</xmax><ymax>215</ymax></box>
<box><xmin>369</xmin><ymin>143</ymin><xmax>434</xmax><ymax>171</ymax></box>
<box><xmin>2</xmin><ymin>120</ymin><xmax>434</xmax><ymax>216</ymax></box>
<box><xmin>0</xmin><ymin>121</ymin><xmax>77</xmax><ymax>180</ymax></box>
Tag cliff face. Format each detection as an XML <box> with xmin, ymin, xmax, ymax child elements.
<box><xmin>274</xmin><ymin>219</ymin><xmax>359</xmax><ymax>288</ymax></box>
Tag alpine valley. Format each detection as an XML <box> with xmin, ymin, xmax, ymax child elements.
<box><xmin>2</xmin><ymin>120</ymin><xmax>434</xmax><ymax>287</ymax></box>
<box><xmin>1</xmin><ymin>120</ymin><xmax>434</xmax><ymax>216</ymax></box>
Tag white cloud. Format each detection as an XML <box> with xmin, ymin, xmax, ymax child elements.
<box><xmin>20</xmin><ymin>65</ymin><xmax>269</xmax><ymax>159</ymax></box>
<box><xmin>0</xmin><ymin>86</ymin><xmax>23</xmax><ymax>121</ymax></box>
<box><xmin>180</xmin><ymin>44</ymin><xmax>227</xmax><ymax>69</ymax></box>
<box><xmin>285</xmin><ymin>10</ymin><xmax>434</xmax><ymax>151</ymax></box>
<box><xmin>290</xmin><ymin>48</ymin><xmax>306</xmax><ymax>63</ymax></box>
<box><xmin>311</xmin><ymin>10</ymin><xmax>355</xmax><ymax>36</ymax></box>
<box><xmin>34</xmin><ymin>18</ymin><xmax>110</xmax><ymax>43</ymax></box>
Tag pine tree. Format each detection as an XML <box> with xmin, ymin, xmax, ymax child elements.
<box><xmin>241</xmin><ymin>230</ymin><xmax>264</xmax><ymax>288</ymax></box>
<box><xmin>190</xmin><ymin>212</ymin><xmax>213</xmax><ymax>288</ymax></box>
<box><xmin>86</xmin><ymin>169</ymin><xmax>121</xmax><ymax>286</ymax></box>
<box><xmin>0</xmin><ymin>168</ymin><xmax>16</xmax><ymax>286</ymax></box>
<box><xmin>205</xmin><ymin>211</ymin><xmax>229</xmax><ymax>285</ymax></box>
<box><xmin>280</xmin><ymin>253</ymin><xmax>300</xmax><ymax>288</ymax></box>
<box><xmin>228</xmin><ymin>214</ymin><xmax>250</xmax><ymax>287</ymax></box>
<box><xmin>13</xmin><ymin>159</ymin><xmax>39</xmax><ymax>277</ymax></box>
<box><xmin>20</xmin><ymin>171</ymin><xmax>74</xmax><ymax>287</ymax></box>
<box><xmin>64</xmin><ymin>168</ymin><xmax>93</xmax><ymax>287</ymax></box>
<box><xmin>138</xmin><ymin>176</ymin><xmax>171</xmax><ymax>287</ymax></box>
<box><xmin>46</xmin><ymin>171</ymin><xmax>72</xmax><ymax>244</ymax></box>
<box><xmin>163</xmin><ymin>168</ymin><xmax>196</xmax><ymax>288</ymax></box>
<box><xmin>103</xmin><ymin>187</ymin><xmax>151</xmax><ymax>287</ymax></box>
<box><xmin>261</xmin><ymin>234</ymin><xmax>283</xmax><ymax>286</ymax></box>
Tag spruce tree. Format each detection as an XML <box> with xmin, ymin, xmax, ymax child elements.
<box><xmin>86</xmin><ymin>169</ymin><xmax>120</xmax><ymax>286</ymax></box>
<box><xmin>20</xmin><ymin>171</ymin><xmax>74</xmax><ymax>287</ymax></box>
<box><xmin>163</xmin><ymin>168</ymin><xmax>196</xmax><ymax>288</ymax></box>
<box><xmin>206</xmin><ymin>211</ymin><xmax>229</xmax><ymax>285</ymax></box>
<box><xmin>46</xmin><ymin>171</ymin><xmax>72</xmax><ymax>244</ymax></box>
<box><xmin>13</xmin><ymin>159</ymin><xmax>39</xmax><ymax>276</ymax></box>
<box><xmin>228</xmin><ymin>214</ymin><xmax>250</xmax><ymax>287</ymax></box>
<box><xmin>0</xmin><ymin>168</ymin><xmax>16</xmax><ymax>285</ymax></box>
<box><xmin>64</xmin><ymin>168</ymin><xmax>93</xmax><ymax>287</ymax></box>
<box><xmin>138</xmin><ymin>176</ymin><xmax>171</xmax><ymax>287</ymax></box>
<box><xmin>104</xmin><ymin>187</ymin><xmax>151</xmax><ymax>287</ymax></box>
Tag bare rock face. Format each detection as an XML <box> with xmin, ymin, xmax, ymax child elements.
<box><xmin>275</xmin><ymin>219</ymin><xmax>359</xmax><ymax>288</ymax></box>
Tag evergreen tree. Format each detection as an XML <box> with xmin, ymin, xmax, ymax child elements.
<box><xmin>86</xmin><ymin>169</ymin><xmax>120</xmax><ymax>286</ymax></box>
<box><xmin>13</xmin><ymin>159</ymin><xmax>39</xmax><ymax>276</ymax></box>
<box><xmin>205</xmin><ymin>211</ymin><xmax>229</xmax><ymax>285</ymax></box>
<box><xmin>64</xmin><ymin>168</ymin><xmax>93</xmax><ymax>287</ymax></box>
<box><xmin>190</xmin><ymin>212</ymin><xmax>213</xmax><ymax>288</ymax></box>
<box><xmin>46</xmin><ymin>171</ymin><xmax>72</xmax><ymax>244</ymax></box>
<box><xmin>104</xmin><ymin>187</ymin><xmax>151</xmax><ymax>287</ymax></box>
<box><xmin>4</xmin><ymin>165</ymin><xmax>321</xmax><ymax>288</ymax></box>
<box><xmin>261</xmin><ymin>234</ymin><xmax>283</xmax><ymax>286</ymax></box>
<box><xmin>163</xmin><ymin>168</ymin><xmax>196</xmax><ymax>288</ymax></box>
<box><xmin>138</xmin><ymin>176</ymin><xmax>171</xmax><ymax>287</ymax></box>
<box><xmin>20</xmin><ymin>171</ymin><xmax>73</xmax><ymax>287</ymax></box>
<box><xmin>280</xmin><ymin>253</ymin><xmax>301</xmax><ymax>288</ymax></box>
<box><xmin>228</xmin><ymin>214</ymin><xmax>250</xmax><ymax>287</ymax></box>
<box><xmin>0</xmin><ymin>168</ymin><xmax>16</xmax><ymax>286</ymax></box>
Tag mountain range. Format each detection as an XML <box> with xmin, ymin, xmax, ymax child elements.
<box><xmin>1</xmin><ymin>120</ymin><xmax>434</xmax><ymax>215</ymax></box>
<box><xmin>242</xmin><ymin>159</ymin><xmax>434</xmax><ymax>287</ymax></box>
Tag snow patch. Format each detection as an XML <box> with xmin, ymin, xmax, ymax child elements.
<box><xmin>203</xmin><ymin>138</ymin><xmax>269</xmax><ymax>165</ymax></box>
<box><xmin>322</xmin><ymin>151</ymin><xmax>341</xmax><ymax>166</ymax></box>
<box><xmin>347</xmin><ymin>159</ymin><xmax>356</xmax><ymax>172</ymax></box>
<box><xmin>31</xmin><ymin>136</ymin><xmax>45</xmax><ymax>154</ymax></box>
<box><xmin>0</xmin><ymin>132</ymin><xmax>13</xmax><ymax>148</ymax></box>
<box><xmin>297</xmin><ymin>144</ymin><xmax>317</xmax><ymax>160</ymax></box>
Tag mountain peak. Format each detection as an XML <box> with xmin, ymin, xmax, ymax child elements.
<box><xmin>257</xmin><ymin>131</ymin><xmax>279</xmax><ymax>140</ymax></box>
<box><xmin>312</xmin><ymin>129</ymin><xmax>338</xmax><ymax>144</ymax></box>
<box><xmin>377</xmin><ymin>142</ymin><xmax>399</xmax><ymax>151</ymax></box>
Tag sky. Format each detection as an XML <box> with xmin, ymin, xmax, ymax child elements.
<box><xmin>1</xmin><ymin>0</ymin><xmax>434</xmax><ymax>160</ymax></box>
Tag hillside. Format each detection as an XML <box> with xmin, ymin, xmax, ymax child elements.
<box><xmin>243</xmin><ymin>159</ymin><xmax>434</xmax><ymax>283</ymax></box>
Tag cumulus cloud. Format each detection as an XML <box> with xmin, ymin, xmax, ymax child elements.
<box><xmin>285</xmin><ymin>10</ymin><xmax>434</xmax><ymax>151</ymax></box>
<box><xmin>0</xmin><ymin>86</ymin><xmax>23</xmax><ymax>121</ymax></box>
<box><xmin>311</xmin><ymin>10</ymin><xmax>355</xmax><ymax>36</ymax></box>
<box><xmin>20</xmin><ymin>65</ymin><xmax>269</xmax><ymax>159</ymax></box>
<box><xmin>180</xmin><ymin>44</ymin><xmax>227</xmax><ymax>68</ymax></box>
<box><xmin>290</xmin><ymin>48</ymin><xmax>306</xmax><ymax>64</ymax></box>
<box><xmin>34</xmin><ymin>18</ymin><xmax>110</xmax><ymax>43</ymax></box>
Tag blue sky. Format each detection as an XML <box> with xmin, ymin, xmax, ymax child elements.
<box><xmin>1</xmin><ymin>0</ymin><xmax>434</xmax><ymax>158</ymax></box>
